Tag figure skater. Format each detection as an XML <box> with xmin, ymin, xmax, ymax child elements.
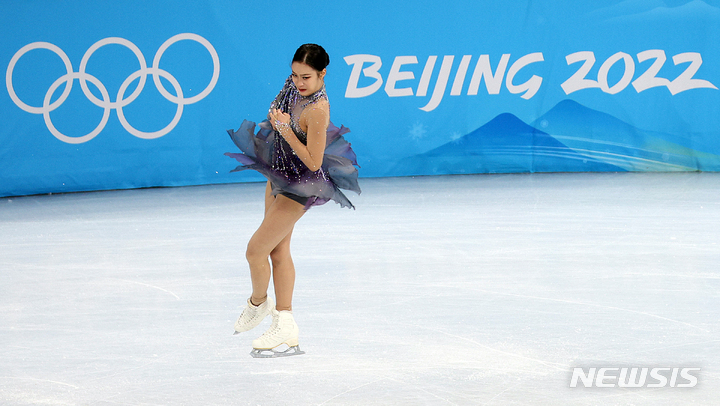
<box><xmin>225</xmin><ymin>44</ymin><xmax>360</xmax><ymax>357</ymax></box>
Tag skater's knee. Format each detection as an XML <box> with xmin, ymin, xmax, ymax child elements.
<box><xmin>269</xmin><ymin>245</ymin><xmax>291</xmax><ymax>265</ymax></box>
<box><xmin>246</xmin><ymin>240</ymin><xmax>268</xmax><ymax>264</ymax></box>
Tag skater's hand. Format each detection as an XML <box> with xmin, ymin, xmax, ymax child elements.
<box><xmin>268</xmin><ymin>109</ymin><xmax>291</xmax><ymax>132</ymax></box>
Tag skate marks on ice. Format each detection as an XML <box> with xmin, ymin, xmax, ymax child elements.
<box><xmin>317</xmin><ymin>375</ymin><xmax>463</xmax><ymax>406</ymax></box>
<box><xmin>603</xmin><ymin>338</ymin><xmax>720</xmax><ymax>361</ymax></box>
<box><xmin>110</xmin><ymin>278</ymin><xmax>182</xmax><ymax>300</ymax></box>
<box><xmin>449</xmin><ymin>286</ymin><xmax>711</xmax><ymax>333</ymax></box>
<box><xmin>316</xmin><ymin>378</ymin><xmax>389</xmax><ymax>406</ymax></box>
<box><xmin>407</xmin><ymin>323</ymin><xmax>569</xmax><ymax>372</ymax></box>
<box><xmin>0</xmin><ymin>376</ymin><xmax>80</xmax><ymax>390</ymax></box>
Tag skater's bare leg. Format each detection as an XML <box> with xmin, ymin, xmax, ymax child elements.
<box><xmin>271</xmin><ymin>229</ymin><xmax>295</xmax><ymax>311</ymax></box>
<box><xmin>247</xmin><ymin>183</ymin><xmax>274</xmax><ymax>306</ymax></box>
<box><xmin>246</xmin><ymin>182</ymin><xmax>304</xmax><ymax>308</ymax></box>
<box><xmin>263</xmin><ymin>181</ymin><xmax>299</xmax><ymax>310</ymax></box>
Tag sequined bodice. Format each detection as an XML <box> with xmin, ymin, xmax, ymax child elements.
<box><xmin>289</xmin><ymin>89</ymin><xmax>328</xmax><ymax>145</ymax></box>
<box><xmin>268</xmin><ymin>76</ymin><xmax>330</xmax><ymax>179</ymax></box>
<box><xmin>270</xmin><ymin>76</ymin><xmax>329</xmax><ymax>146</ymax></box>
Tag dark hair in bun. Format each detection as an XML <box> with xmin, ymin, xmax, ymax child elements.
<box><xmin>292</xmin><ymin>44</ymin><xmax>330</xmax><ymax>72</ymax></box>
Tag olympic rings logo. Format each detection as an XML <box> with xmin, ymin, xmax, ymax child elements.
<box><xmin>5</xmin><ymin>33</ymin><xmax>219</xmax><ymax>144</ymax></box>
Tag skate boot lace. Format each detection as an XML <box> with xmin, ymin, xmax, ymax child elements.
<box><xmin>257</xmin><ymin>311</ymin><xmax>299</xmax><ymax>345</ymax></box>
<box><xmin>235</xmin><ymin>298</ymin><xmax>274</xmax><ymax>334</ymax></box>
<box><xmin>259</xmin><ymin>317</ymin><xmax>283</xmax><ymax>341</ymax></box>
<box><xmin>240</xmin><ymin>306</ymin><xmax>259</xmax><ymax>322</ymax></box>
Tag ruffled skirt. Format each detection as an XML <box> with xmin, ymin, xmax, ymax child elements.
<box><xmin>225</xmin><ymin>120</ymin><xmax>360</xmax><ymax>209</ymax></box>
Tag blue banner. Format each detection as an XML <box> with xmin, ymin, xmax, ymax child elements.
<box><xmin>2</xmin><ymin>0</ymin><xmax>720</xmax><ymax>197</ymax></box>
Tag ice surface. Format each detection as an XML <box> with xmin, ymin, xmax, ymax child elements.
<box><xmin>1</xmin><ymin>173</ymin><xmax>719</xmax><ymax>405</ymax></box>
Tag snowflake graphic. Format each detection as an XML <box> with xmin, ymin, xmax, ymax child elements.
<box><xmin>450</xmin><ymin>132</ymin><xmax>464</xmax><ymax>143</ymax></box>
<box><xmin>408</xmin><ymin>122</ymin><xmax>427</xmax><ymax>140</ymax></box>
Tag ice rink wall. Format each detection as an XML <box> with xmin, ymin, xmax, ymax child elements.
<box><xmin>2</xmin><ymin>0</ymin><xmax>720</xmax><ymax>197</ymax></box>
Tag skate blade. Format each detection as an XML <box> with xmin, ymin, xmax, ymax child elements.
<box><xmin>250</xmin><ymin>345</ymin><xmax>305</xmax><ymax>358</ymax></box>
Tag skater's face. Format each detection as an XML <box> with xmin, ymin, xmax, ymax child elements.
<box><xmin>291</xmin><ymin>62</ymin><xmax>325</xmax><ymax>97</ymax></box>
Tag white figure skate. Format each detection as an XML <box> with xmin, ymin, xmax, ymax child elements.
<box><xmin>250</xmin><ymin>308</ymin><xmax>305</xmax><ymax>358</ymax></box>
<box><xmin>234</xmin><ymin>296</ymin><xmax>275</xmax><ymax>335</ymax></box>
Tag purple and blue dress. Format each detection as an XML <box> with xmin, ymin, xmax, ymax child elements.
<box><xmin>225</xmin><ymin>76</ymin><xmax>360</xmax><ymax>209</ymax></box>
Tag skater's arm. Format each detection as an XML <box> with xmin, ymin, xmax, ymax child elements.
<box><xmin>270</xmin><ymin>106</ymin><xmax>328</xmax><ymax>172</ymax></box>
<box><xmin>299</xmin><ymin>106</ymin><xmax>329</xmax><ymax>171</ymax></box>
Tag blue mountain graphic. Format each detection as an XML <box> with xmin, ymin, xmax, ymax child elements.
<box><xmin>391</xmin><ymin>110</ymin><xmax>625</xmax><ymax>176</ymax></box>
<box><xmin>392</xmin><ymin>100</ymin><xmax>720</xmax><ymax>177</ymax></box>
<box><xmin>533</xmin><ymin>99</ymin><xmax>720</xmax><ymax>171</ymax></box>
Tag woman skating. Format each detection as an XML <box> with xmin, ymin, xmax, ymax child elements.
<box><xmin>225</xmin><ymin>44</ymin><xmax>360</xmax><ymax>357</ymax></box>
